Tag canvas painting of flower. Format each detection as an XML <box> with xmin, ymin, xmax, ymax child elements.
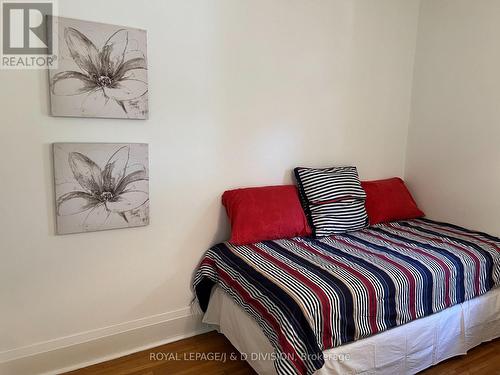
<box><xmin>53</xmin><ymin>143</ymin><xmax>149</xmax><ymax>234</ymax></box>
<box><xmin>49</xmin><ymin>17</ymin><xmax>148</xmax><ymax>119</ymax></box>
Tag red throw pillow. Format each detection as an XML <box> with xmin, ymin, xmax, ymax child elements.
<box><xmin>361</xmin><ymin>178</ymin><xmax>424</xmax><ymax>225</ymax></box>
<box><xmin>222</xmin><ymin>185</ymin><xmax>312</xmax><ymax>245</ymax></box>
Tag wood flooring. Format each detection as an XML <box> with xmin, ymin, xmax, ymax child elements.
<box><xmin>66</xmin><ymin>331</ymin><xmax>500</xmax><ymax>375</ymax></box>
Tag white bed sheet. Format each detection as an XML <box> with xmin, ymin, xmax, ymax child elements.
<box><xmin>203</xmin><ymin>286</ymin><xmax>500</xmax><ymax>375</ymax></box>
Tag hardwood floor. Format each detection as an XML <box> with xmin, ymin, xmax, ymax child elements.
<box><xmin>66</xmin><ymin>332</ymin><xmax>255</xmax><ymax>375</ymax></box>
<box><xmin>420</xmin><ymin>338</ymin><xmax>500</xmax><ymax>375</ymax></box>
<box><xmin>66</xmin><ymin>332</ymin><xmax>500</xmax><ymax>375</ymax></box>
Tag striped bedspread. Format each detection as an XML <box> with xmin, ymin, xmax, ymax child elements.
<box><xmin>193</xmin><ymin>219</ymin><xmax>500</xmax><ymax>375</ymax></box>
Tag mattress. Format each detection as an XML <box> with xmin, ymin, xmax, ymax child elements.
<box><xmin>194</xmin><ymin>219</ymin><xmax>500</xmax><ymax>375</ymax></box>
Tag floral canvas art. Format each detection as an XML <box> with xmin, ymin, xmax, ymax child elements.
<box><xmin>53</xmin><ymin>143</ymin><xmax>149</xmax><ymax>234</ymax></box>
<box><xmin>49</xmin><ymin>17</ymin><xmax>148</xmax><ymax>119</ymax></box>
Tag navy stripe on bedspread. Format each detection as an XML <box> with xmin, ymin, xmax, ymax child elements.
<box><xmin>193</xmin><ymin>219</ymin><xmax>500</xmax><ymax>375</ymax></box>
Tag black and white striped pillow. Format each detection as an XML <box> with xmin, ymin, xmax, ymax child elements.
<box><xmin>294</xmin><ymin>166</ymin><xmax>368</xmax><ymax>237</ymax></box>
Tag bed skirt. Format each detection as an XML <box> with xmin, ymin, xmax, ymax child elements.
<box><xmin>203</xmin><ymin>286</ymin><xmax>500</xmax><ymax>375</ymax></box>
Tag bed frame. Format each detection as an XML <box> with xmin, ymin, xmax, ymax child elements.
<box><xmin>203</xmin><ymin>286</ymin><xmax>500</xmax><ymax>374</ymax></box>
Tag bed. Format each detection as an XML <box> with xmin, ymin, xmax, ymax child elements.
<box><xmin>194</xmin><ymin>218</ymin><xmax>500</xmax><ymax>375</ymax></box>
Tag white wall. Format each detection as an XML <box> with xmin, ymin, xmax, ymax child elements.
<box><xmin>405</xmin><ymin>0</ymin><xmax>500</xmax><ymax>236</ymax></box>
<box><xmin>0</xmin><ymin>0</ymin><xmax>420</xmax><ymax>372</ymax></box>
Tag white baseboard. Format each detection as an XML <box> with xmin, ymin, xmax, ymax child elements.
<box><xmin>0</xmin><ymin>307</ymin><xmax>214</xmax><ymax>375</ymax></box>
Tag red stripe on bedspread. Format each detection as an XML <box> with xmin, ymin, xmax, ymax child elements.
<box><xmin>218</xmin><ymin>267</ymin><xmax>307</xmax><ymax>374</ymax></box>
<box><xmin>332</xmin><ymin>235</ymin><xmax>419</xmax><ymax>320</ymax></box>
<box><xmin>421</xmin><ymin>221</ymin><xmax>500</xmax><ymax>252</ymax></box>
<box><xmin>292</xmin><ymin>239</ymin><xmax>384</xmax><ymax>331</ymax></box>
<box><xmin>248</xmin><ymin>244</ymin><xmax>333</xmax><ymax>350</ymax></box>
<box><xmin>386</xmin><ymin>223</ymin><xmax>481</xmax><ymax>296</ymax></box>
<box><xmin>362</xmin><ymin>230</ymin><xmax>452</xmax><ymax>307</ymax></box>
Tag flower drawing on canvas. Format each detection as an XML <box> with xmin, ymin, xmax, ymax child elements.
<box><xmin>55</xmin><ymin>144</ymin><xmax>149</xmax><ymax>234</ymax></box>
<box><xmin>49</xmin><ymin>17</ymin><xmax>148</xmax><ymax>119</ymax></box>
